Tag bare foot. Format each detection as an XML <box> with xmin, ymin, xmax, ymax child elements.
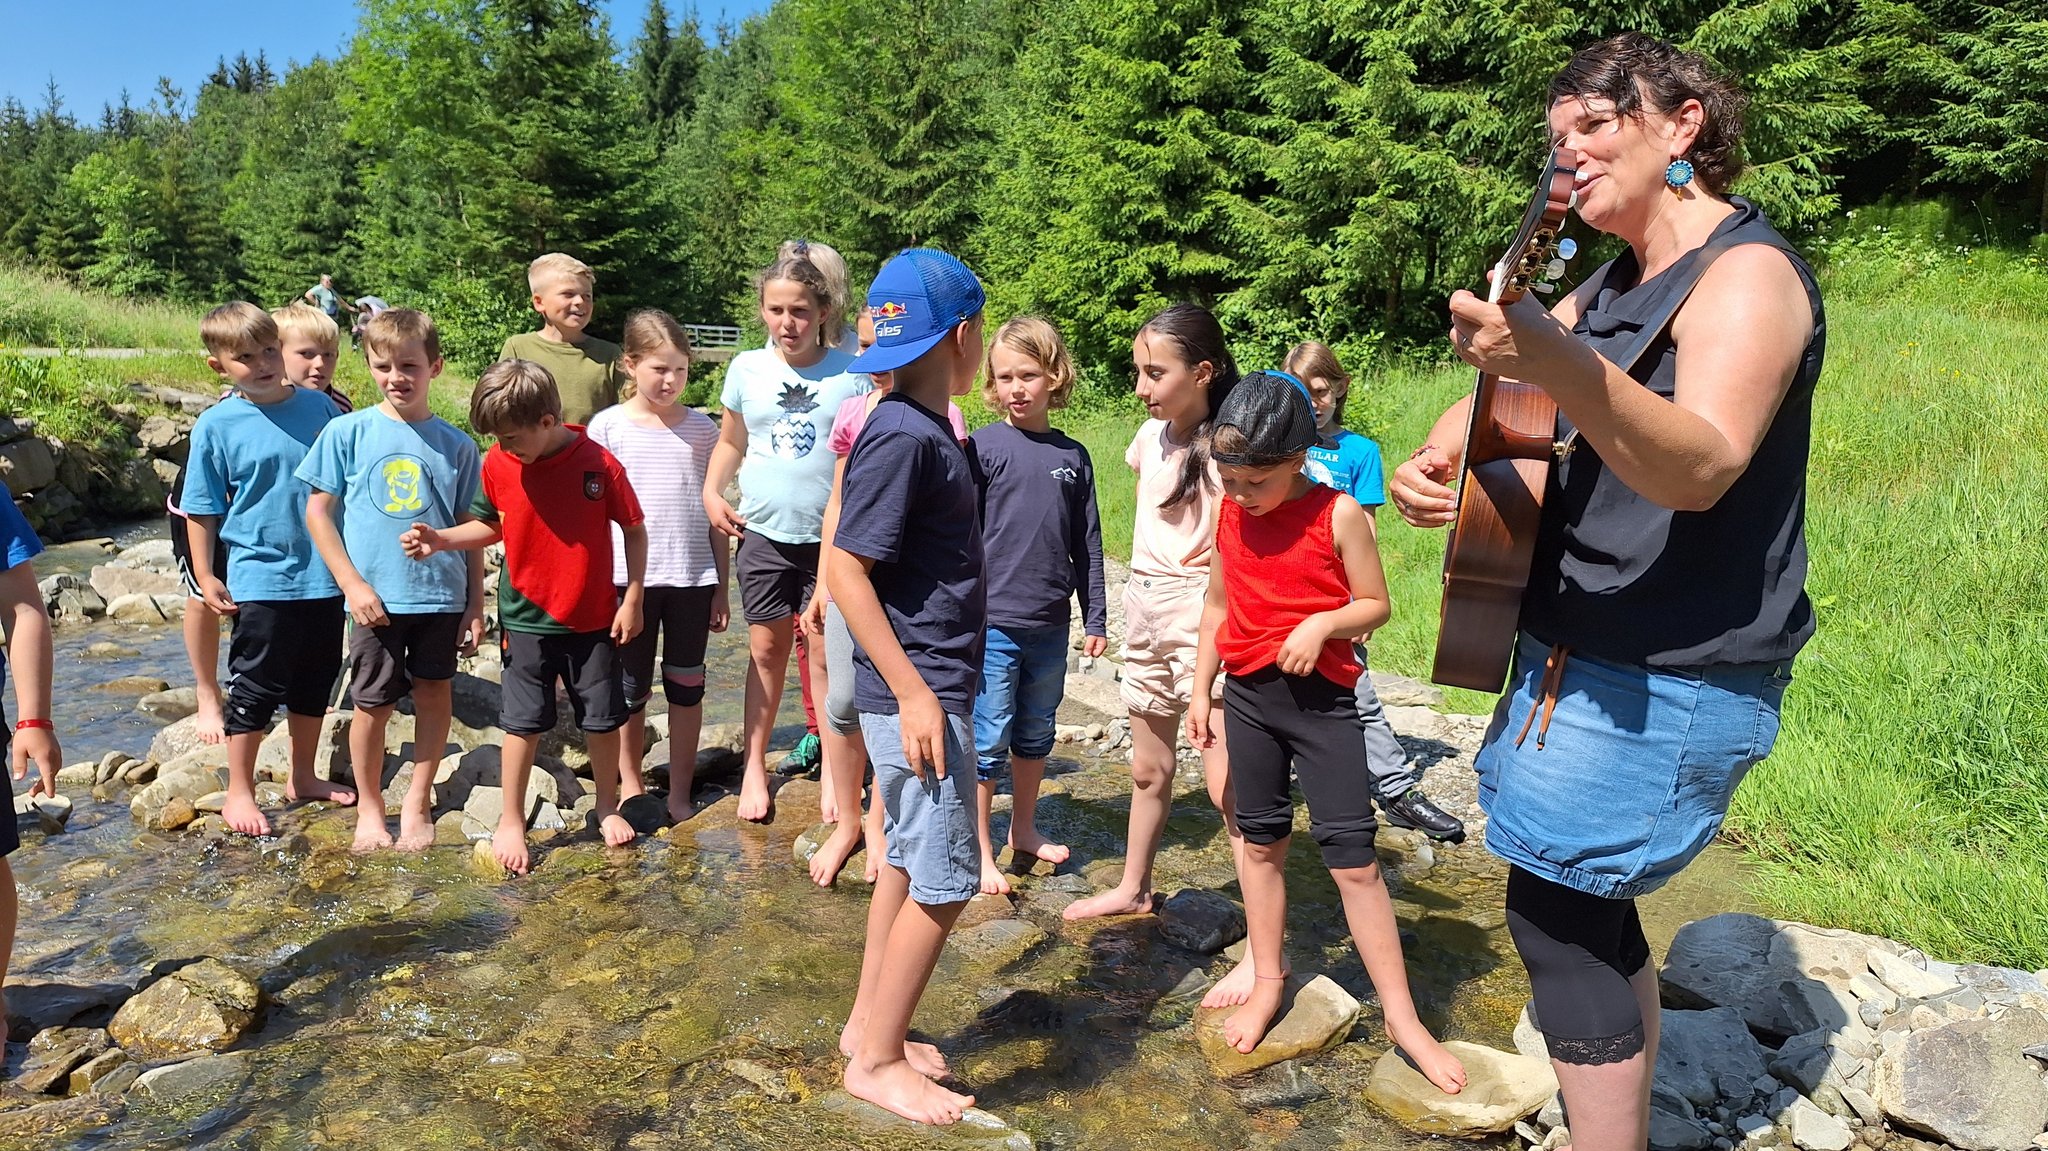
<box><xmin>287</xmin><ymin>777</ymin><xmax>358</xmax><ymax>807</ymax></box>
<box><xmin>808</xmin><ymin>824</ymin><xmax>863</xmax><ymax>887</ymax></box>
<box><xmin>843</xmin><ymin>1059</ymin><xmax>974</xmax><ymax>1126</ymax></box>
<box><xmin>1062</xmin><ymin>886</ymin><xmax>1154</xmax><ymax>922</ymax></box>
<box><xmin>1008</xmin><ymin>830</ymin><xmax>1070</xmax><ymax>866</ymax></box>
<box><xmin>977</xmin><ymin>855</ymin><xmax>1013</xmax><ymax>896</ymax></box>
<box><xmin>351</xmin><ymin>808</ymin><xmax>393</xmax><ymax>853</ymax></box>
<box><xmin>821</xmin><ymin>790</ymin><xmax>839</xmax><ymax>825</ymax></box>
<box><xmin>737</xmin><ymin>769</ymin><xmax>773</xmax><ymax>823</ymax></box>
<box><xmin>1224</xmin><ymin>976</ymin><xmax>1286</xmax><ymax>1054</ymax></box>
<box><xmin>492</xmin><ymin>823</ymin><xmax>531</xmax><ymax>875</ymax></box>
<box><xmin>840</xmin><ymin>1025</ymin><xmax>950</xmax><ymax>1080</ymax></box>
<box><xmin>599</xmin><ymin>812</ymin><xmax>638</xmax><ymax>847</ymax></box>
<box><xmin>395</xmin><ymin>799</ymin><xmax>434</xmax><ymax>852</ymax></box>
<box><xmin>195</xmin><ymin>696</ymin><xmax>227</xmax><ymax>746</ymax></box>
<box><xmin>1389</xmin><ymin>1017</ymin><xmax>1467</xmax><ymax>1094</ymax></box>
<box><xmin>221</xmin><ymin>793</ymin><xmax>271</xmax><ymax>837</ymax></box>
<box><xmin>862</xmin><ymin>821</ymin><xmax>884</xmax><ymax>884</ymax></box>
<box><xmin>1200</xmin><ymin>954</ymin><xmax>1258</xmax><ymax>1009</ymax></box>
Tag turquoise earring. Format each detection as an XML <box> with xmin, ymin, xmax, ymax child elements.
<box><xmin>1665</xmin><ymin>158</ymin><xmax>1695</xmax><ymax>194</ymax></box>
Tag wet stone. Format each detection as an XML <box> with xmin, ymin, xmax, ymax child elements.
<box><xmin>129</xmin><ymin>1052</ymin><xmax>250</xmax><ymax>1109</ymax></box>
<box><xmin>949</xmin><ymin>919</ymin><xmax>1046</xmax><ymax>970</ymax></box>
<box><xmin>1194</xmin><ymin>974</ymin><xmax>1360</xmax><ymax>1077</ymax></box>
<box><xmin>106</xmin><ymin>959</ymin><xmax>263</xmax><ymax>1060</ymax></box>
<box><xmin>1157</xmin><ymin>888</ymin><xmax>1247</xmax><ymax>954</ymax></box>
<box><xmin>816</xmin><ymin>1091</ymin><xmax>1035</xmax><ymax>1150</ymax></box>
<box><xmin>1367</xmin><ymin>1041</ymin><xmax>1560</xmax><ymax>1138</ymax></box>
<box><xmin>619</xmin><ymin>794</ymin><xmax>668</xmax><ymax>836</ymax></box>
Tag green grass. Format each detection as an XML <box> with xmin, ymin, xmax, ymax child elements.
<box><xmin>0</xmin><ymin>264</ymin><xmax>203</xmax><ymax>350</ymax></box>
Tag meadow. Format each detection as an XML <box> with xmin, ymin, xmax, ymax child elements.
<box><xmin>4</xmin><ymin>222</ymin><xmax>2043</xmax><ymax>967</ymax></box>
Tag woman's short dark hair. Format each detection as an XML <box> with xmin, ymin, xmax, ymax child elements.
<box><xmin>1548</xmin><ymin>32</ymin><xmax>1748</xmax><ymax>195</ymax></box>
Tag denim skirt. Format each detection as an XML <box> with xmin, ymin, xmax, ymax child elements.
<box><xmin>1473</xmin><ymin>631</ymin><xmax>1792</xmax><ymax>899</ymax></box>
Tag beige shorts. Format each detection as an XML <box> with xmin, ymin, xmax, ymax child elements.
<box><xmin>1118</xmin><ymin>574</ymin><xmax>1222</xmax><ymax>718</ymax></box>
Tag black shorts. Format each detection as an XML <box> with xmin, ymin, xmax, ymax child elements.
<box><xmin>736</xmin><ymin>531</ymin><xmax>817</xmax><ymax>625</ymax></box>
<box><xmin>500</xmin><ymin>629</ymin><xmax>626</xmax><ymax>735</ymax></box>
<box><xmin>616</xmin><ymin>585</ymin><xmax>715</xmax><ymax>711</ymax></box>
<box><xmin>349</xmin><ymin>611</ymin><xmax>463</xmax><ymax>709</ymax></box>
<box><xmin>0</xmin><ymin>708</ymin><xmax>16</xmax><ymax>858</ymax></box>
<box><xmin>170</xmin><ymin>513</ymin><xmax>231</xmax><ymax>600</ymax></box>
<box><xmin>1223</xmin><ymin>665</ymin><xmax>1379</xmax><ymax>870</ymax></box>
<box><xmin>224</xmin><ymin>598</ymin><xmax>347</xmax><ymax>736</ymax></box>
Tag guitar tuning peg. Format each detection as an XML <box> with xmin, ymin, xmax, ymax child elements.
<box><xmin>1557</xmin><ymin>238</ymin><xmax>1578</xmax><ymax>259</ymax></box>
<box><xmin>1532</xmin><ymin>281</ymin><xmax>1556</xmax><ymax>294</ymax></box>
<box><xmin>1545</xmin><ymin>259</ymin><xmax>1568</xmax><ymax>280</ymax></box>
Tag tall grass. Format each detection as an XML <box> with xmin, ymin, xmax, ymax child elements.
<box><xmin>0</xmin><ymin>264</ymin><xmax>203</xmax><ymax>350</ymax></box>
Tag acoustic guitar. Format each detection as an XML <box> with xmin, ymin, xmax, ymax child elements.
<box><xmin>1431</xmin><ymin>148</ymin><xmax>1579</xmax><ymax>692</ymax></box>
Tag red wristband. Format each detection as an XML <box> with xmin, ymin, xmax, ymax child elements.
<box><xmin>14</xmin><ymin>718</ymin><xmax>53</xmax><ymax>732</ymax></box>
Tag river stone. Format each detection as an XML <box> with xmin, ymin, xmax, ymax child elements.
<box><xmin>0</xmin><ymin>437</ymin><xmax>58</xmax><ymax>494</ymax></box>
<box><xmin>469</xmin><ymin>839</ymin><xmax>509</xmax><ymax>880</ymax></box>
<box><xmin>1872</xmin><ymin>1010</ymin><xmax>2048</xmax><ymax>1151</ymax></box>
<box><xmin>52</xmin><ymin>585</ymin><xmax>106</xmax><ymax>620</ymax></box>
<box><xmin>1954</xmin><ymin>964</ymin><xmax>2048</xmax><ymax>1009</ymax></box>
<box><xmin>1651</xmin><ymin>1104</ymin><xmax>1715</xmax><ymax>1151</ymax></box>
<box><xmin>1659</xmin><ymin>1007</ymin><xmax>1771</xmax><ymax>1107</ymax></box>
<box><xmin>1514</xmin><ymin>1002</ymin><xmax>1550</xmax><ymax>1061</ymax></box>
<box><xmin>0</xmin><ymin>1093</ymin><xmax>125</xmax><ymax>1141</ymax></box>
<box><xmin>155</xmin><ymin>796</ymin><xmax>197</xmax><ymax>831</ymax></box>
<box><xmin>106</xmin><ymin>959</ymin><xmax>263</xmax><ymax>1060</ymax></box>
<box><xmin>1157</xmin><ymin>888</ymin><xmax>1247</xmax><ymax>954</ymax></box>
<box><xmin>816</xmin><ymin>1091</ymin><xmax>1035</xmax><ymax>1149</ymax></box>
<box><xmin>4</xmin><ymin>979</ymin><xmax>134</xmax><ymax>1040</ymax></box>
<box><xmin>96</xmin><ymin>751</ymin><xmax>136</xmax><ymax>785</ymax></box>
<box><xmin>67</xmin><ymin>1048</ymin><xmax>131</xmax><ymax>1094</ymax></box>
<box><xmin>83</xmin><ymin>640</ymin><xmax>138</xmax><ymax>659</ymax></box>
<box><xmin>949</xmin><ymin>919</ymin><xmax>1046</xmax><ymax>970</ymax></box>
<box><xmin>1371</xmin><ymin>670</ymin><xmax>1445</xmax><ymax>708</ymax></box>
<box><xmin>147</xmin><ymin>715</ymin><xmax>215</xmax><ymax>766</ymax></box>
<box><xmin>1663</xmin><ymin>916</ymin><xmax>1904</xmax><ymax>1038</ymax></box>
<box><xmin>89</xmin><ymin>564</ymin><xmax>180</xmax><ymax>602</ymax></box>
<box><xmin>136</xmin><ymin>687</ymin><xmax>200</xmax><ymax>721</ymax></box>
<box><xmin>16</xmin><ymin>1033</ymin><xmax>107</xmax><ymax>1093</ymax></box>
<box><xmin>117</xmin><ymin>537</ymin><xmax>177</xmax><ymax>568</ymax></box>
<box><xmin>92</xmin><ymin>674</ymin><xmax>171</xmax><ymax>695</ymax></box>
<box><xmin>255</xmin><ymin>711</ymin><xmax>351</xmax><ymax>785</ymax></box>
<box><xmin>15</xmin><ymin>792</ymin><xmax>72</xmax><ymax>833</ymax></box>
<box><xmin>57</xmin><ymin>761</ymin><xmax>98</xmax><ymax>790</ymax></box>
<box><xmin>129</xmin><ymin>1052</ymin><xmax>250</xmax><ymax>1108</ymax></box>
<box><xmin>105</xmin><ymin>592</ymin><xmax>185</xmax><ymax>623</ymax></box>
<box><xmin>1197</xmin><ymin>973</ymin><xmax>1360</xmax><ymax>1077</ymax></box>
<box><xmin>1368</xmin><ymin>1040</ymin><xmax>1559</xmax><ymax>1137</ymax></box>
<box><xmin>1782</xmin><ymin>1096</ymin><xmax>1854</xmax><ymax>1151</ymax></box>
<box><xmin>1782</xmin><ymin>979</ymin><xmax>1865</xmax><ymax>1037</ymax></box>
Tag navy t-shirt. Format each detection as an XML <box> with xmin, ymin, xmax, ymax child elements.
<box><xmin>968</xmin><ymin>421</ymin><xmax>1106</xmax><ymax>636</ymax></box>
<box><xmin>834</xmin><ymin>394</ymin><xmax>987</xmax><ymax>715</ymax></box>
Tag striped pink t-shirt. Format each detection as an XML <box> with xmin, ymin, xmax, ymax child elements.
<box><xmin>586</xmin><ymin>404</ymin><xmax>722</xmax><ymax>588</ymax></box>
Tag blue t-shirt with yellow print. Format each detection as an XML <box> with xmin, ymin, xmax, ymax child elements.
<box><xmin>297</xmin><ymin>407</ymin><xmax>481</xmax><ymax>614</ymax></box>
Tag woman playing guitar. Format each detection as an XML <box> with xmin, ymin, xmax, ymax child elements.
<box><xmin>1392</xmin><ymin>33</ymin><xmax>1823</xmax><ymax>1151</ymax></box>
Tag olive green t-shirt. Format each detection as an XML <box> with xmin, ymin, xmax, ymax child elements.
<box><xmin>497</xmin><ymin>331</ymin><xmax>624</xmax><ymax>426</ymax></box>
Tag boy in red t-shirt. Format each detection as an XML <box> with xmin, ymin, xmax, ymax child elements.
<box><xmin>403</xmin><ymin>360</ymin><xmax>647</xmax><ymax>875</ymax></box>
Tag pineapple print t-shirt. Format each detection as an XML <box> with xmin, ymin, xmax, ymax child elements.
<box><xmin>719</xmin><ymin>347</ymin><xmax>870</xmax><ymax>545</ymax></box>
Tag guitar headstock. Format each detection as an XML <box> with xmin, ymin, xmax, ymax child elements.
<box><xmin>1486</xmin><ymin>147</ymin><xmax>1580</xmax><ymax>306</ymax></box>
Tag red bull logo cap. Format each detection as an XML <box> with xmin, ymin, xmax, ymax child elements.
<box><xmin>852</xmin><ymin>248</ymin><xmax>986</xmax><ymax>374</ymax></box>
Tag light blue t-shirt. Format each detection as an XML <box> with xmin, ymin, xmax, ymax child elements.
<box><xmin>719</xmin><ymin>347</ymin><xmax>870</xmax><ymax>544</ymax></box>
<box><xmin>183</xmin><ymin>388</ymin><xmax>341</xmax><ymax>602</ymax></box>
<box><xmin>1305</xmin><ymin>428</ymin><xmax>1387</xmax><ymax>508</ymax></box>
<box><xmin>0</xmin><ymin>496</ymin><xmax>40</xmax><ymax>573</ymax></box>
<box><xmin>296</xmin><ymin>407</ymin><xmax>482</xmax><ymax>614</ymax></box>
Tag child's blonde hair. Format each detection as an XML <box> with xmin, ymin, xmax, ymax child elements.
<box><xmin>271</xmin><ymin>302</ymin><xmax>340</xmax><ymax>351</ymax></box>
<box><xmin>528</xmin><ymin>252</ymin><xmax>595</xmax><ymax>294</ymax></box>
<box><xmin>756</xmin><ymin>241</ymin><xmax>845</xmax><ymax>348</ymax></box>
<box><xmin>620</xmin><ymin>309</ymin><xmax>693</xmax><ymax>362</ymax></box>
<box><xmin>779</xmin><ymin>238</ymin><xmax>849</xmax><ymax>332</ymax></box>
<box><xmin>471</xmin><ymin>359</ymin><xmax>562</xmax><ymax>434</ymax></box>
<box><xmin>200</xmin><ymin>301</ymin><xmax>279</xmax><ymax>358</ymax></box>
<box><xmin>360</xmin><ymin>308</ymin><xmax>442</xmax><ymax>361</ymax></box>
<box><xmin>982</xmin><ymin>315</ymin><xmax>1076</xmax><ymax>410</ymax></box>
<box><xmin>1283</xmin><ymin>340</ymin><xmax>1351</xmax><ymax>411</ymax></box>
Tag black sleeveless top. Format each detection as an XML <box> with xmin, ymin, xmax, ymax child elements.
<box><xmin>1520</xmin><ymin>198</ymin><xmax>1824</xmax><ymax>667</ymax></box>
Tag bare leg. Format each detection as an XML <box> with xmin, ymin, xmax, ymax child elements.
<box><xmin>1224</xmin><ymin>834</ymin><xmax>1289</xmax><ymax>1052</ymax></box>
<box><xmin>221</xmin><ymin>729</ymin><xmax>270</xmax><ymax>836</ymax></box>
<box><xmin>1196</xmin><ymin>709</ymin><xmax>1261</xmax><ymax>1008</ymax></box>
<box><xmin>1063</xmin><ymin>710</ymin><xmax>1179</xmax><ymax>920</ymax></box>
<box><xmin>1006</xmin><ymin>754</ymin><xmax>1067</xmax><ymax>865</ymax></box>
<box><xmin>841</xmin><ymin>866</ymin><xmax>974</xmax><ymax>1124</ymax></box>
<box><xmin>1535</xmin><ymin>964</ymin><xmax>1661</xmax><ymax>1151</ymax></box>
<box><xmin>810</xmin><ymin>722</ymin><xmax>867</xmax><ymax>886</ymax></box>
<box><xmin>284</xmin><ymin>711</ymin><xmax>355</xmax><ymax>805</ymax></box>
<box><xmin>666</xmin><ymin>701</ymin><xmax>702</xmax><ymax>823</ymax></box>
<box><xmin>617</xmin><ymin>711</ymin><xmax>650</xmax><ymax>800</ymax></box>
<box><xmin>1333</xmin><ymin>861</ymin><xmax>1466</xmax><ymax>1093</ymax></box>
<box><xmin>184</xmin><ymin>605</ymin><xmax>226</xmax><ymax>745</ymax></box>
<box><xmin>739</xmin><ymin>619</ymin><xmax>793</xmax><ymax>822</ymax></box>
<box><xmin>589</xmin><ymin>728</ymin><xmax>636</xmax><ymax>847</ymax></box>
<box><xmin>349</xmin><ymin>702</ymin><xmax>395</xmax><ymax>852</ymax></box>
<box><xmin>839</xmin><ymin>859</ymin><xmax>947</xmax><ymax>1076</ymax></box>
<box><xmin>862</xmin><ymin>760</ymin><xmax>884</xmax><ymax>884</ymax></box>
<box><xmin>975</xmin><ymin>777</ymin><xmax>1010</xmax><ymax>895</ymax></box>
<box><xmin>494</xmin><ymin>732</ymin><xmax>540</xmax><ymax>875</ymax></box>
<box><xmin>398</xmin><ymin>678</ymin><xmax>452</xmax><ymax>851</ymax></box>
<box><xmin>810</xmin><ymin>634</ymin><xmax>837</xmax><ymax>822</ymax></box>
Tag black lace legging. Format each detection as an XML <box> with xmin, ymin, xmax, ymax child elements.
<box><xmin>1506</xmin><ymin>865</ymin><xmax>1652</xmax><ymax>1065</ymax></box>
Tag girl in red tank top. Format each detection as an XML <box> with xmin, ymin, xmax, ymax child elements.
<box><xmin>1186</xmin><ymin>371</ymin><xmax>1467</xmax><ymax>1095</ymax></box>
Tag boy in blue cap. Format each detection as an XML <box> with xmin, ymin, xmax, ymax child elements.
<box><xmin>829</xmin><ymin>248</ymin><xmax>987</xmax><ymax>1125</ymax></box>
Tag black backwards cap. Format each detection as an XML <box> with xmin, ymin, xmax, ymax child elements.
<box><xmin>1211</xmin><ymin>370</ymin><xmax>1321</xmax><ymax>467</ymax></box>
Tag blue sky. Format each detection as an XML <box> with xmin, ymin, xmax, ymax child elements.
<box><xmin>1</xmin><ymin>1</ymin><xmax>771</xmax><ymax>115</ymax></box>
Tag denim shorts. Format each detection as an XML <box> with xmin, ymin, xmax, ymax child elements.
<box><xmin>1474</xmin><ymin>631</ymin><xmax>1791</xmax><ymax>900</ymax></box>
<box><xmin>972</xmin><ymin>623</ymin><xmax>1069</xmax><ymax>780</ymax></box>
<box><xmin>860</xmin><ymin>711</ymin><xmax>980</xmax><ymax>905</ymax></box>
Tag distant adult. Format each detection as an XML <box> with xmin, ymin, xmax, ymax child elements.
<box><xmin>351</xmin><ymin>296</ymin><xmax>390</xmax><ymax>344</ymax></box>
<box><xmin>304</xmin><ymin>274</ymin><xmax>350</xmax><ymax>326</ymax></box>
<box><xmin>1391</xmin><ymin>33</ymin><xmax>1821</xmax><ymax>1151</ymax></box>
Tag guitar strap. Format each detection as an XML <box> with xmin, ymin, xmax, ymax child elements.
<box><xmin>1603</xmin><ymin>231</ymin><xmax>1750</xmax><ymax>375</ymax></box>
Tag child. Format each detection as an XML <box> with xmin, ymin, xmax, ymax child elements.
<box><xmin>1284</xmin><ymin>341</ymin><xmax>1466</xmax><ymax>844</ymax></box>
<box><xmin>300</xmin><ymin>309</ymin><xmax>484</xmax><ymax>853</ymax></box>
<box><xmin>0</xmin><ymin>494</ymin><xmax>58</xmax><ymax>1024</ymax></box>
<box><xmin>587</xmin><ymin>311</ymin><xmax>730</xmax><ymax>823</ymax></box>
<box><xmin>802</xmin><ymin>305</ymin><xmax>972</xmax><ymax>886</ymax></box>
<box><xmin>401</xmin><ymin>360</ymin><xmax>647</xmax><ymax>875</ymax></box>
<box><xmin>274</xmin><ymin>303</ymin><xmax>356</xmax><ymax>414</ymax></box>
<box><xmin>1185</xmin><ymin>371</ymin><xmax>1466</xmax><ymax>1093</ymax></box>
<box><xmin>183</xmin><ymin>302</ymin><xmax>355</xmax><ymax>836</ymax></box>
<box><xmin>166</xmin><ymin>461</ymin><xmax>232</xmax><ymax>745</ymax></box>
<box><xmin>831</xmin><ymin>248</ymin><xmax>987</xmax><ymax>1126</ymax></box>
<box><xmin>703</xmin><ymin>243</ymin><xmax>869</xmax><ymax>824</ymax></box>
<box><xmin>966</xmin><ymin>316</ymin><xmax>1106</xmax><ymax>894</ymax></box>
<box><xmin>497</xmin><ymin>253</ymin><xmax>624</xmax><ymax>427</ymax></box>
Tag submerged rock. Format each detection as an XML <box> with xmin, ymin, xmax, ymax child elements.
<box><xmin>106</xmin><ymin>959</ymin><xmax>263</xmax><ymax>1060</ymax></box>
<box><xmin>129</xmin><ymin>1052</ymin><xmax>250</xmax><ymax>1108</ymax></box>
<box><xmin>1194</xmin><ymin>973</ymin><xmax>1360</xmax><ymax>1077</ymax></box>
<box><xmin>1157</xmin><ymin>888</ymin><xmax>1247</xmax><ymax>954</ymax></box>
<box><xmin>1367</xmin><ymin>1040</ymin><xmax>1558</xmax><ymax>1137</ymax></box>
<box><xmin>816</xmin><ymin>1091</ymin><xmax>1035</xmax><ymax>1149</ymax></box>
<box><xmin>949</xmin><ymin>919</ymin><xmax>1046</xmax><ymax>970</ymax></box>
<box><xmin>136</xmin><ymin>686</ymin><xmax>200</xmax><ymax>721</ymax></box>
<box><xmin>4</xmin><ymin>978</ymin><xmax>134</xmax><ymax>1041</ymax></box>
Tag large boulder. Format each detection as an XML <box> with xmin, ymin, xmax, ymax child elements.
<box><xmin>106</xmin><ymin>959</ymin><xmax>263</xmax><ymax>1060</ymax></box>
<box><xmin>0</xmin><ymin>438</ymin><xmax>58</xmax><ymax>495</ymax></box>
<box><xmin>1662</xmin><ymin>915</ymin><xmax>1903</xmax><ymax>1037</ymax></box>
<box><xmin>105</xmin><ymin>592</ymin><xmax>185</xmax><ymax>623</ymax></box>
<box><xmin>1367</xmin><ymin>1040</ymin><xmax>1558</xmax><ymax>1137</ymax></box>
<box><xmin>88</xmin><ymin>563</ymin><xmax>181</xmax><ymax>602</ymax></box>
<box><xmin>1872</xmin><ymin>1010</ymin><xmax>2048</xmax><ymax>1151</ymax></box>
<box><xmin>136</xmin><ymin>415</ymin><xmax>190</xmax><ymax>463</ymax></box>
<box><xmin>1656</xmin><ymin>1007</ymin><xmax>1771</xmax><ymax>1107</ymax></box>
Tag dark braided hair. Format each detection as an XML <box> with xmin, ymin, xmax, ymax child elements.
<box><xmin>1136</xmin><ymin>303</ymin><xmax>1240</xmax><ymax>512</ymax></box>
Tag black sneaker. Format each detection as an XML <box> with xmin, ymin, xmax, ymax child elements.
<box><xmin>1381</xmin><ymin>789</ymin><xmax>1467</xmax><ymax>844</ymax></box>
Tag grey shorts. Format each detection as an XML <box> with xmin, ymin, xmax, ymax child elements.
<box><xmin>822</xmin><ymin>603</ymin><xmax>860</xmax><ymax>736</ymax></box>
<box><xmin>860</xmin><ymin>710</ymin><xmax>979</xmax><ymax>905</ymax></box>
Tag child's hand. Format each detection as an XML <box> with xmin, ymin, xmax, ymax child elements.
<box><xmin>709</xmin><ymin>586</ymin><xmax>730</xmax><ymax>634</ymax></box>
<box><xmin>12</xmin><ymin>724</ymin><xmax>60</xmax><ymax>799</ymax></box>
<box><xmin>703</xmin><ymin>490</ymin><xmax>747</xmax><ymax>539</ymax></box>
<box><xmin>898</xmin><ymin>688</ymin><xmax>949</xmax><ymax>780</ymax></box>
<box><xmin>1185</xmin><ymin>696</ymin><xmax>1215</xmax><ymax>749</ymax></box>
<box><xmin>400</xmin><ymin>522</ymin><xmax>444</xmax><ymax>559</ymax></box>
<box><xmin>199</xmin><ymin>576</ymin><xmax>238</xmax><ymax>616</ymax></box>
<box><xmin>800</xmin><ymin>590</ymin><xmax>827</xmax><ymax>638</ymax></box>
<box><xmin>344</xmin><ymin>581</ymin><xmax>391</xmax><ymax>628</ymax></box>
<box><xmin>459</xmin><ymin>608</ymin><xmax>486</xmax><ymax>655</ymax></box>
<box><xmin>611</xmin><ymin>599</ymin><xmax>643</xmax><ymax>646</ymax></box>
<box><xmin>1277</xmin><ymin>615</ymin><xmax>1332</xmax><ymax>676</ymax></box>
<box><xmin>1083</xmin><ymin>634</ymin><xmax>1108</xmax><ymax>659</ymax></box>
